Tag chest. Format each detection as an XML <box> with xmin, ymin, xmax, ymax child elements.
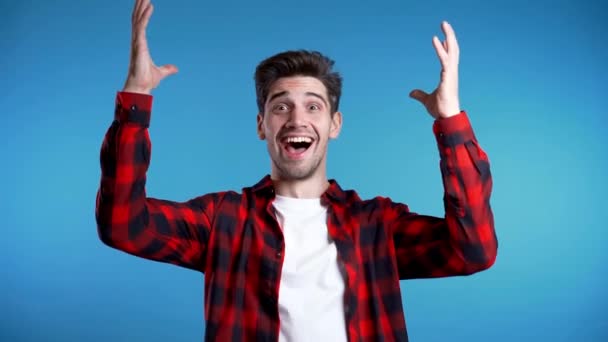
<box><xmin>205</xmin><ymin>201</ymin><xmax>395</xmax><ymax>281</ymax></box>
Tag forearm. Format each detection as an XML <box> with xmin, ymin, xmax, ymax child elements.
<box><xmin>434</xmin><ymin>111</ymin><xmax>497</xmax><ymax>272</ymax></box>
<box><xmin>96</xmin><ymin>92</ymin><xmax>154</xmax><ymax>252</ymax></box>
<box><xmin>95</xmin><ymin>92</ymin><xmax>209</xmax><ymax>271</ymax></box>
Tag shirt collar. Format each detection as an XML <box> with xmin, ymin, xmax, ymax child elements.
<box><xmin>251</xmin><ymin>175</ymin><xmax>347</xmax><ymax>204</ymax></box>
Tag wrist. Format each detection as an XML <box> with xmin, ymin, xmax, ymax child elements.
<box><xmin>438</xmin><ymin>109</ymin><xmax>461</xmax><ymax>119</ymax></box>
<box><xmin>123</xmin><ymin>80</ymin><xmax>152</xmax><ymax>95</ymax></box>
<box><xmin>437</xmin><ymin>101</ymin><xmax>461</xmax><ymax>119</ymax></box>
<box><xmin>122</xmin><ymin>86</ymin><xmax>152</xmax><ymax>95</ymax></box>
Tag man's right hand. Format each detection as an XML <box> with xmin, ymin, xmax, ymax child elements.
<box><xmin>123</xmin><ymin>0</ymin><xmax>178</xmax><ymax>95</ymax></box>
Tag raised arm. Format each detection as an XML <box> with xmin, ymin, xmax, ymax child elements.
<box><xmin>95</xmin><ymin>0</ymin><xmax>211</xmax><ymax>272</ymax></box>
<box><xmin>391</xmin><ymin>22</ymin><xmax>497</xmax><ymax>279</ymax></box>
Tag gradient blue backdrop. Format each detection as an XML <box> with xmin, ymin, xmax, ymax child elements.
<box><xmin>2</xmin><ymin>0</ymin><xmax>607</xmax><ymax>341</ymax></box>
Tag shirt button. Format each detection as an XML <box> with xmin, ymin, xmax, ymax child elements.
<box><xmin>130</xmin><ymin>105</ymin><xmax>138</xmax><ymax>112</ymax></box>
<box><xmin>276</xmin><ymin>251</ymin><xmax>282</xmax><ymax>258</ymax></box>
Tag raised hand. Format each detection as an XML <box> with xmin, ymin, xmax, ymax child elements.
<box><xmin>123</xmin><ymin>0</ymin><xmax>178</xmax><ymax>94</ymax></box>
<box><xmin>409</xmin><ymin>21</ymin><xmax>461</xmax><ymax>119</ymax></box>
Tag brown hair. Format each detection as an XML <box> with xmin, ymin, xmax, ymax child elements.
<box><xmin>254</xmin><ymin>50</ymin><xmax>342</xmax><ymax>115</ymax></box>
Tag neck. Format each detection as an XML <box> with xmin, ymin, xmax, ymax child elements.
<box><xmin>271</xmin><ymin>174</ymin><xmax>329</xmax><ymax>199</ymax></box>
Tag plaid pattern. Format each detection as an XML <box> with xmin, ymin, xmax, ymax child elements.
<box><xmin>96</xmin><ymin>92</ymin><xmax>497</xmax><ymax>341</ymax></box>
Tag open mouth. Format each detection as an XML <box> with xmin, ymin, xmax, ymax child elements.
<box><xmin>281</xmin><ymin>136</ymin><xmax>314</xmax><ymax>157</ymax></box>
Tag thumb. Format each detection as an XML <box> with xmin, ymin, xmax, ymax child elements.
<box><xmin>409</xmin><ymin>89</ymin><xmax>428</xmax><ymax>104</ymax></box>
<box><xmin>159</xmin><ymin>64</ymin><xmax>179</xmax><ymax>78</ymax></box>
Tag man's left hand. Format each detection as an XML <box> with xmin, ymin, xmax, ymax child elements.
<box><xmin>410</xmin><ymin>21</ymin><xmax>461</xmax><ymax>119</ymax></box>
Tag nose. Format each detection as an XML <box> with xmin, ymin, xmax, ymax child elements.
<box><xmin>285</xmin><ymin>104</ymin><xmax>308</xmax><ymax>129</ymax></box>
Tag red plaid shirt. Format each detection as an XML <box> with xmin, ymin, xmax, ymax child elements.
<box><xmin>96</xmin><ymin>92</ymin><xmax>497</xmax><ymax>341</ymax></box>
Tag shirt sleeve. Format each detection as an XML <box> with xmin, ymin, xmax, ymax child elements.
<box><xmin>389</xmin><ymin>111</ymin><xmax>498</xmax><ymax>279</ymax></box>
<box><xmin>95</xmin><ymin>91</ymin><xmax>213</xmax><ymax>272</ymax></box>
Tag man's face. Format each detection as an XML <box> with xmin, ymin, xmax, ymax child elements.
<box><xmin>257</xmin><ymin>76</ymin><xmax>342</xmax><ymax>181</ymax></box>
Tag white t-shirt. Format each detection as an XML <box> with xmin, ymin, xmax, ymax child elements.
<box><xmin>272</xmin><ymin>195</ymin><xmax>347</xmax><ymax>342</ymax></box>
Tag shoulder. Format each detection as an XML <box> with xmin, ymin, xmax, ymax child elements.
<box><xmin>185</xmin><ymin>189</ymin><xmax>247</xmax><ymax>213</ymax></box>
<box><xmin>338</xmin><ymin>187</ymin><xmax>411</xmax><ymax>218</ymax></box>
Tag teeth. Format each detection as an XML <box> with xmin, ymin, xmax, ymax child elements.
<box><xmin>285</xmin><ymin>137</ymin><xmax>312</xmax><ymax>143</ymax></box>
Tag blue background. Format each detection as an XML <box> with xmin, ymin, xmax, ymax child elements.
<box><xmin>2</xmin><ymin>0</ymin><xmax>606</xmax><ymax>340</ymax></box>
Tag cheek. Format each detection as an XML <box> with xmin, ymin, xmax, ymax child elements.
<box><xmin>321</xmin><ymin>121</ymin><xmax>335</xmax><ymax>139</ymax></box>
<box><xmin>269</xmin><ymin>120</ymin><xmax>289</xmax><ymax>139</ymax></box>
<box><xmin>264</xmin><ymin>124</ymin><xmax>280</xmax><ymax>144</ymax></box>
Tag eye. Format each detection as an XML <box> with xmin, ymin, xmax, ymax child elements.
<box><xmin>272</xmin><ymin>104</ymin><xmax>289</xmax><ymax>113</ymax></box>
<box><xmin>308</xmin><ymin>103</ymin><xmax>321</xmax><ymax>111</ymax></box>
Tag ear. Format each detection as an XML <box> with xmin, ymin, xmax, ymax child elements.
<box><xmin>257</xmin><ymin>113</ymin><xmax>265</xmax><ymax>140</ymax></box>
<box><xmin>329</xmin><ymin>111</ymin><xmax>343</xmax><ymax>139</ymax></box>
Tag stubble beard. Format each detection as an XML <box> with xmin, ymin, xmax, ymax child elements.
<box><xmin>272</xmin><ymin>152</ymin><xmax>324</xmax><ymax>181</ymax></box>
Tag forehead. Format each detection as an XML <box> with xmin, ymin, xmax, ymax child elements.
<box><xmin>267</xmin><ymin>76</ymin><xmax>328</xmax><ymax>100</ymax></box>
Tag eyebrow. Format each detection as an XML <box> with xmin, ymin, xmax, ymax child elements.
<box><xmin>267</xmin><ymin>91</ymin><xmax>329</xmax><ymax>107</ymax></box>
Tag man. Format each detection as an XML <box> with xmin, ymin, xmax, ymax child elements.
<box><xmin>95</xmin><ymin>0</ymin><xmax>498</xmax><ymax>341</ymax></box>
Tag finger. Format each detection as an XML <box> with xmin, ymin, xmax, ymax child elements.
<box><xmin>132</xmin><ymin>0</ymin><xmax>141</xmax><ymax>22</ymax></box>
<box><xmin>159</xmin><ymin>64</ymin><xmax>179</xmax><ymax>78</ymax></box>
<box><xmin>409</xmin><ymin>89</ymin><xmax>428</xmax><ymax>103</ymax></box>
<box><xmin>140</xmin><ymin>2</ymin><xmax>153</xmax><ymax>29</ymax></box>
<box><xmin>432</xmin><ymin>36</ymin><xmax>448</xmax><ymax>67</ymax></box>
<box><xmin>133</xmin><ymin>3</ymin><xmax>150</xmax><ymax>42</ymax></box>
<box><xmin>442</xmin><ymin>21</ymin><xmax>459</xmax><ymax>56</ymax></box>
<box><xmin>134</xmin><ymin>2</ymin><xmax>153</xmax><ymax>42</ymax></box>
<box><xmin>137</xmin><ymin>0</ymin><xmax>150</xmax><ymax>21</ymax></box>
